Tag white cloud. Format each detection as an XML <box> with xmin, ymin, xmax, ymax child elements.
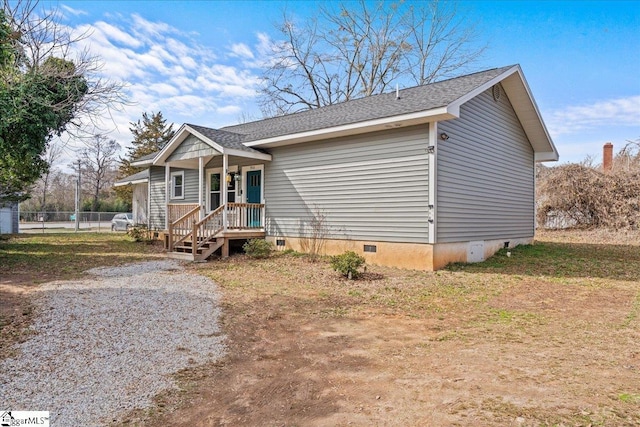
<box><xmin>163</xmin><ymin>95</ymin><xmax>217</xmax><ymax>116</ymax></box>
<box><xmin>148</xmin><ymin>83</ymin><xmax>181</xmax><ymax>97</ymax></box>
<box><xmin>60</xmin><ymin>4</ymin><xmax>88</xmax><ymax>17</ymax></box>
<box><xmin>217</xmin><ymin>105</ymin><xmax>242</xmax><ymax>115</ymax></box>
<box><xmin>547</xmin><ymin>96</ymin><xmax>640</xmax><ymax>137</ymax></box>
<box><xmin>131</xmin><ymin>14</ymin><xmax>175</xmax><ymax>38</ymax></box>
<box><xmin>93</xmin><ymin>21</ymin><xmax>143</xmax><ymax>48</ymax></box>
<box><xmin>54</xmin><ymin>11</ymin><xmax>268</xmax><ymax>158</ymax></box>
<box><xmin>230</xmin><ymin>43</ymin><xmax>254</xmax><ymax>59</ymax></box>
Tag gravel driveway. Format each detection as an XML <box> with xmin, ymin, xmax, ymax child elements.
<box><xmin>1</xmin><ymin>260</ymin><xmax>226</xmax><ymax>426</ymax></box>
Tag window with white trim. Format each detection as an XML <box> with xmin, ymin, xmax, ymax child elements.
<box><xmin>170</xmin><ymin>171</ymin><xmax>184</xmax><ymax>199</ymax></box>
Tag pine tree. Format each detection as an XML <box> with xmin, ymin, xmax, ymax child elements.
<box><xmin>115</xmin><ymin>111</ymin><xmax>175</xmax><ymax>205</ymax></box>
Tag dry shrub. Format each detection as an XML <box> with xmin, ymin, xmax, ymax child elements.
<box><xmin>299</xmin><ymin>205</ymin><xmax>331</xmax><ymax>261</ymax></box>
<box><xmin>537</xmin><ymin>143</ymin><xmax>640</xmax><ymax>230</ymax></box>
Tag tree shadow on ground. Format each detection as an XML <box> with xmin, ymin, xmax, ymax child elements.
<box><xmin>0</xmin><ymin>233</ymin><xmax>163</xmax><ymax>286</ymax></box>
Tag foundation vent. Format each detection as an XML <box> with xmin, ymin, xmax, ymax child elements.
<box><xmin>276</xmin><ymin>239</ymin><xmax>286</xmax><ymax>247</ymax></box>
<box><xmin>364</xmin><ymin>245</ymin><xmax>377</xmax><ymax>253</ymax></box>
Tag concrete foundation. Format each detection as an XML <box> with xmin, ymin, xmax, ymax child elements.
<box><xmin>267</xmin><ymin>235</ymin><xmax>534</xmax><ymax>271</ymax></box>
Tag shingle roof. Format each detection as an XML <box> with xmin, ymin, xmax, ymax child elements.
<box><xmin>114</xmin><ymin>169</ymin><xmax>149</xmax><ymax>186</ymax></box>
<box><xmin>219</xmin><ymin>66</ymin><xmax>513</xmax><ymax>142</ymax></box>
<box><xmin>141</xmin><ymin>65</ymin><xmax>552</xmax><ymax>162</ymax></box>
<box><xmin>134</xmin><ymin>152</ymin><xmax>158</xmax><ymax>162</ymax></box>
<box><xmin>185</xmin><ymin>124</ymin><xmax>263</xmax><ymax>153</ymax></box>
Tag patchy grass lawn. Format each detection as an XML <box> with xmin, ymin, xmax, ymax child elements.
<box><xmin>142</xmin><ymin>229</ymin><xmax>640</xmax><ymax>427</ymax></box>
<box><xmin>0</xmin><ymin>233</ymin><xmax>163</xmax><ymax>359</ymax></box>
<box><xmin>2</xmin><ymin>230</ymin><xmax>639</xmax><ymax>426</ymax></box>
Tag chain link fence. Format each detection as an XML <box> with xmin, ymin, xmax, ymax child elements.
<box><xmin>20</xmin><ymin>211</ymin><xmax>126</xmax><ymax>232</ymax></box>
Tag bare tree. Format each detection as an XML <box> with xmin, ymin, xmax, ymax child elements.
<box><xmin>259</xmin><ymin>0</ymin><xmax>484</xmax><ymax>115</ymax></box>
<box><xmin>615</xmin><ymin>138</ymin><xmax>640</xmax><ymax>172</ymax></box>
<box><xmin>537</xmin><ymin>140</ymin><xmax>640</xmax><ymax>230</ymax></box>
<box><xmin>1</xmin><ymin>0</ymin><xmax>127</xmax><ymax>203</ymax></box>
<box><xmin>36</xmin><ymin>142</ymin><xmax>63</xmax><ymax>211</ymax></box>
<box><xmin>3</xmin><ymin>0</ymin><xmax>127</xmax><ymax>132</ymax></box>
<box><xmin>79</xmin><ymin>135</ymin><xmax>120</xmax><ymax>212</ymax></box>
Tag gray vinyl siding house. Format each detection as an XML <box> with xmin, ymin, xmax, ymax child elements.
<box><xmin>437</xmin><ymin>84</ymin><xmax>535</xmax><ymax>243</ymax></box>
<box><xmin>265</xmin><ymin>125</ymin><xmax>431</xmax><ymax>244</ymax></box>
<box><xmin>117</xmin><ymin>65</ymin><xmax>558</xmax><ymax>270</ymax></box>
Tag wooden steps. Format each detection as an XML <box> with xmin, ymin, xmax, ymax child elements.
<box><xmin>168</xmin><ymin>236</ymin><xmax>225</xmax><ymax>261</ymax></box>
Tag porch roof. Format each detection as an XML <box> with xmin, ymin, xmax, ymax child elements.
<box><xmin>113</xmin><ymin>169</ymin><xmax>149</xmax><ymax>187</ymax></box>
<box><xmin>152</xmin><ymin>124</ymin><xmax>272</xmax><ymax>166</ymax></box>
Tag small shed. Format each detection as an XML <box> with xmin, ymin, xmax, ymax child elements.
<box><xmin>0</xmin><ymin>202</ymin><xmax>19</xmax><ymax>234</ymax></box>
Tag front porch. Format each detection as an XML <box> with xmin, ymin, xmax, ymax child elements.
<box><xmin>148</xmin><ymin>123</ymin><xmax>272</xmax><ymax>261</ymax></box>
<box><xmin>166</xmin><ymin>202</ymin><xmax>265</xmax><ymax>261</ymax></box>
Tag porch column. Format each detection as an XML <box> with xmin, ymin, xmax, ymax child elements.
<box><xmin>198</xmin><ymin>156</ymin><xmax>204</xmax><ymax>220</ymax></box>
<box><xmin>222</xmin><ymin>152</ymin><xmax>228</xmax><ymax>233</ymax></box>
<box><xmin>164</xmin><ymin>164</ymin><xmax>170</xmax><ymax>230</ymax></box>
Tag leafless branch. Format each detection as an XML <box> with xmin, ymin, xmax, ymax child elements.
<box><xmin>259</xmin><ymin>0</ymin><xmax>485</xmax><ymax>116</ymax></box>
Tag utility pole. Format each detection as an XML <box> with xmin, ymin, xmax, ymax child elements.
<box><xmin>75</xmin><ymin>159</ymin><xmax>81</xmax><ymax>232</ymax></box>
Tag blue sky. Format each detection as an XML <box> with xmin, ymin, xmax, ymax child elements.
<box><xmin>40</xmin><ymin>0</ymin><xmax>640</xmax><ymax>165</ymax></box>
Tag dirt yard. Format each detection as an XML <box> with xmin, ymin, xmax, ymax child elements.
<box><xmin>2</xmin><ymin>231</ymin><xmax>639</xmax><ymax>426</ymax></box>
<box><xmin>131</xmin><ymin>229</ymin><xmax>640</xmax><ymax>426</ymax></box>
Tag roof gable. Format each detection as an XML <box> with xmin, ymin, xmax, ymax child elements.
<box><xmin>153</xmin><ymin>124</ymin><xmax>272</xmax><ymax>166</ymax></box>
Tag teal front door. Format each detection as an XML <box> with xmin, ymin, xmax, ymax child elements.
<box><xmin>246</xmin><ymin>170</ymin><xmax>262</xmax><ymax>226</ymax></box>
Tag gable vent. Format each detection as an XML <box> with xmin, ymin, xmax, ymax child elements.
<box><xmin>492</xmin><ymin>85</ymin><xmax>501</xmax><ymax>102</ymax></box>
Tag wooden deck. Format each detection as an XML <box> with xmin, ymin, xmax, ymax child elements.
<box><xmin>166</xmin><ymin>203</ymin><xmax>265</xmax><ymax>261</ymax></box>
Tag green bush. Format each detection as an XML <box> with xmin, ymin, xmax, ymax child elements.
<box><xmin>330</xmin><ymin>251</ymin><xmax>365</xmax><ymax>279</ymax></box>
<box><xmin>243</xmin><ymin>239</ymin><xmax>274</xmax><ymax>258</ymax></box>
<box><xmin>282</xmin><ymin>248</ymin><xmax>305</xmax><ymax>257</ymax></box>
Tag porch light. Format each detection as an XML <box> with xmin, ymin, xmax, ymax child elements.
<box><xmin>226</xmin><ymin>173</ymin><xmax>232</xmax><ymax>184</ymax></box>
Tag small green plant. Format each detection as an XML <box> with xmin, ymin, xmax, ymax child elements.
<box><xmin>619</xmin><ymin>393</ymin><xmax>640</xmax><ymax>403</ymax></box>
<box><xmin>127</xmin><ymin>224</ymin><xmax>152</xmax><ymax>243</ymax></box>
<box><xmin>243</xmin><ymin>239</ymin><xmax>274</xmax><ymax>258</ymax></box>
<box><xmin>330</xmin><ymin>251</ymin><xmax>365</xmax><ymax>279</ymax></box>
<box><xmin>281</xmin><ymin>248</ymin><xmax>305</xmax><ymax>257</ymax></box>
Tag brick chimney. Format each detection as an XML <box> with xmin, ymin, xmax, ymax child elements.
<box><xmin>603</xmin><ymin>142</ymin><xmax>613</xmax><ymax>172</ymax></box>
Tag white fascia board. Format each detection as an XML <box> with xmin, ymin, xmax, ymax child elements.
<box><xmin>244</xmin><ymin>107</ymin><xmax>455</xmax><ymax>148</ymax></box>
<box><xmin>154</xmin><ymin>124</ymin><xmax>271</xmax><ymax>164</ymax></box>
<box><xmin>185</xmin><ymin>125</ymin><xmax>227</xmax><ymax>154</ymax></box>
<box><xmin>155</xmin><ymin>124</ymin><xmax>225</xmax><ymax>165</ymax></box>
<box><xmin>130</xmin><ymin>158</ymin><xmax>155</xmax><ymax>167</ymax></box>
<box><xmin>113</xmin><ymin>178</ymin><xmax>149</xmax><ymax>187</ymax></box>
<box><xmin>449</xmin><ymin>64</ymin><xmax>559</xmax><ymax>162</ymax></box>
<box><xmin>153</xmin><ymin>123</ymin><xmax>190</xmax><ymax>165</ymax></box>
<box><xmin>535</xmin><ymin>151</ymin><xmax>559</xmax><ymax>162</ymax></box>
<box><xmin>225</xmin><ymin>148</ymin><xmax>272</xmax><ymax>161</ymax></box>
<box><xmin>447</xmin><ymin>65</ymin><xmax>520</xmax><ymax>113</ymax></box>
<box><xmin>504</xmin><ymin>70</ymin><xmax>559</xmax><ymax>161</ymax></box>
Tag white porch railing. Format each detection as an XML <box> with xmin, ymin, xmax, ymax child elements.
<box><xmin>167</xmin><ymin>202</ymin><xmax>265</xmax><ymax>253</ymax></box>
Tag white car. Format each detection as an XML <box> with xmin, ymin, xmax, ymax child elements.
<box><xmin>111</xmin><ymin>213</ymin><xmax>134</xmax><ymax>231</ymax></box>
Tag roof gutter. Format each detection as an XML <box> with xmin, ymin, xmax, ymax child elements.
<box><xmin>243</xmin><ymin>107</ymin><xmax>456</xmax><ymax>148</ymax></box>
